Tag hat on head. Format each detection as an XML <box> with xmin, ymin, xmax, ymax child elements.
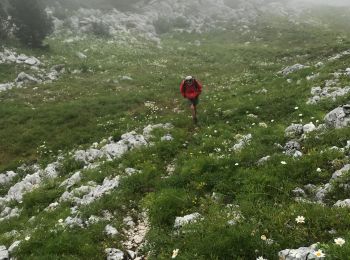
<box><xmin>185</xmin><ymin>75</ymin><xmax>193</xmax><ymax>81</ymax></box>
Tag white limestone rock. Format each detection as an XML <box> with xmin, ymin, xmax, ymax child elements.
<box><xmin>324</xmin><ymin>104</ymin><xmax>350</xmax><ymax>128</ymax></box>
<box><xmin>105</xmin><ymin>225</ymin><xmax>119</xmax><ymax>237</ymax></box>
<box><xmin>174</xmin><ymin>212</ymin><xmax>202</xmax><ymax>228</ymax></box>
<box><xmin>105</xmin><ymin>248</ymin><xmax>124</xmax><ymax>260</ymax></box>
<box><xmin>0</xmin><ymin>171</ymin><xmax>18</xmax><ymax>185</ymax></box>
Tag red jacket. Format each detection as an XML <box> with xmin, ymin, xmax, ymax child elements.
<box><xmin>180</xmin><ymin>79</ymin><xmax>202</xmax><ymax>99</ymax></box>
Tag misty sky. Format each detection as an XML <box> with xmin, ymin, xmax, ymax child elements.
<box><xmin>294</xmin><ymin>0</ymin><xmax>350</xmax><ymax>6</ymax></box>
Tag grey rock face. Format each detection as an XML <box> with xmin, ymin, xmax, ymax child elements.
<box><xmin>174</xmin><ymin>213</ymin><xmax>202</xmax><ymax>228</ymax></box>
<box><xmin>331</xmin><ymin>164</ymin><xmax>350</xmax><ymax>181</ymax></box>
<box><xmin>60</xmin><ymin>171</ymin><xmax>81</xmax><ymax>188</ymax></box>
<box><xmin>324</xmin><ymin>105</ymin><xmax>350</xmax><ymax>128</ymax></box>
<box><xmin>105</xmin><ymin>248</ymin><xmax>124</xmax><ymax>260</ymax></box>
<box><xmin>0</xmin><ymin>83</ymin><xmax>15</xmax><ymax>92</ymax></box>
<box><xmin>303</xmin><ymin>123</ymin><xmax>316</xmax><ymax>134</ymax></box>
<box><xmin>64</xmin><ymin>216</ymin><xmax>84</xmax><ymax>228</ymax></box>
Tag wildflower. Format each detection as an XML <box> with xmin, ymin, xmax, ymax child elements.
<box><xmin>172</xmin><ymin>249</ymin><xmax>179</xmax><ymax>259</ymax></box>
<box><xmin>281</xmin><ymin>161</ymin><xmax>287</xmax><ymax>165</ymax></box>
<box><xmin>314</xmin><ymin>249</ymin><xmax>325</xmax><ymax>258</ymax></box>
<box><xmin>266</xmin><ymin>238</ymin><xmax>274</xmax><ymax>245</ymax></box>
<box><xmin>25</xmin><ymin>236</ymin><xmax>31</xmax><ymax>241</ymax></box>
<box><xmin>260</xmin><ymin>234</ymin><xmax>267</xmax><ymax>241</ymax></box>
<box><xmin>235</xmin><ymin>163</ymin><xmax>239</xmax><ymax>166</ymax></box>
<box><xmin>256</xmin><ymin>256</ymin><xmax>267</xmax><ymax>260</ymax></box>
<box><xmin>316</xmin><ymin>168</ymin><xmax>322</xmax><ymax>172</ymax></box>
<box><xmin>58</xmin><ymin>219</ymin><xmax>63</xmax><ymax>223</ymax></box>
<box><xmin>295</xmin><ymin>215</ymin><xmax>305</xmax><ymax>223</ymax></box>
<box><xmin>299</xmin><ymin>113</ymin><xmax>303</xmax><ymax>117</ymax></box>
<box><xmin>334</xmin><ymin>237</ymin><xmax>345</xmax><ymax>246</ymax></box>
<box><xmin>295</xmin><ymin>107</ymin><xmax>299</xmax><ymax>110</ymax></box>
<box><xmin>271</xmin><ymin>119</ymin><xmax>275</xmax><ymax>122</ymax></box>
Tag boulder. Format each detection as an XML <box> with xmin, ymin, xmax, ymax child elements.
<box><xmin>24</xmin><ymin>57</ymin><xmax>41</xmax><ymax>66</ymax></box>
<box><xmin>303</xmin><ymin>123</ymin><xmax>316</xmax><ymax>133</ymax></box>
<box><xmin>334</xmin><ymin>199</ymin><xmax>350</xmax><ymax>208</ymax></box>
<box><xmin>324</xmin><ymin>104</ymin><xmax>350</xmax><ymax>128</ymax></box>
<box><xmin>284</xmin><ymin>140</ymin><xmax>301</xmax><ymax>156</ymax></box>
<box><xmin>0</xmin><ymin>171</ymin><xmax>17</xmax><ymax>185</ymax></box>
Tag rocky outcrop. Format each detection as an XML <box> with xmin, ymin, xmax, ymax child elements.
<box><xmin>174</xmin><ymin>213</ymin><xmax>202</xmax><ymax>228</ymax></box>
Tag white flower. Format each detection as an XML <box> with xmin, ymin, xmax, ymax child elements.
<box><xmin>25</xmin><ymin>236</ymin><xmax>31</xmax><ymax>241</ymax></box>
<box><xmin>261</xmin><ymin>235</ymin><xmax>267</xmax><ymax>241</ymax></box>
<box><xmin>235</xmin><ymin>163</ymin><xmax>239</xmax><ymax>166</ymax></box>
<box><xmin>295</xmin><ymin>106</ymin><xmax>299</xmax><ymax>110</ymax></box>
<box><xmin>58</xmin><ymin>219</ymin><xmax>63</xmax><ymax>223</ymax></box>
<box><xmin>259</xmin><ymin>122</ymin><xmax>268</xmax><ymax>128</ymax></box>
<box><xmin>271</xmin><ymin>119</ymin><xmax>275</xmax><ymax>122</ymax></box>
<box><xmin>295</xmin><ymin>215</ymin><xmax>305</xmax><ymax>223</ymax></box>
<box><xmin>299</xmin><ymin>113</ymin><xmax>303</xmax><ymax>117</ymax></box>
<box><xmin>281</xmin><ymin>161</ymin><xmax>287</xmax><ymax>165</ymax></box>
<box><xmin>172</xmin><ymin>249</ymin><xmax>179</xmax><ymax>259</ymax></box>
<box><xmin>316</xmin><ymin>168</ymin><xmax>322</xmax><ymax>172</ymax></box>
<box><xmin>266</xmin><ymin>238</ymin><xmax>274</xmax><ymax>245</ymax></box>
<box><xmin>334</xmin><ymin>237</ymin><xmax>345</xmax><ymax>246</ymax></box>
<box><xmin>256</xmin><ymin>256</ymin><xmax>267</xmax><ymax>260</ymax></box>
<box><xmin>314</xmin><ymin>249</ymin><xmax>325</xmax><ymax>258</ymax></box>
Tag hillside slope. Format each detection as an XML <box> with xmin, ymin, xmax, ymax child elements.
<box><xmin>1</xmin><ymin>4</ymin><xmax>350</xmax><ymax>260</ymax></box>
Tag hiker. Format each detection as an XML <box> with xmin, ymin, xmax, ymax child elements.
<box><xmin>180</xmin><ymin>76</ymin><xmax>202</xmax><ymax>124</ymax></box>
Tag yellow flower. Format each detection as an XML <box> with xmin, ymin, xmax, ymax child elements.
<box><xmin>260</xmin><ymin>235</ymin><xmax>267</xmax><ymax>241</ymax></box>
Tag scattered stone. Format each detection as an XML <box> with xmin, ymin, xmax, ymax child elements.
<box><xmin>15</xmin><ymin>72</ymin><xmax>40</xmax><ymax>84</ymax></box>
<box><xmin>315</xmin><ymin>61</ymin><xmax>324</xmax><ymax>67</ymax></box>
<box><xmin>0</xmin><ymin>83</ymin><xmax>15</xmax><ymax>92</ymax></box>
<box><xmin>307</xmin><ymin>86</ymin><xmax>350</xmax><ymax>104</ymax></box>
<box><xmin>334</xmin><ymin>199</ymin><xmax>350</xmax><ymax>208</ymax></box>
<box><xmin>232</xmin><ymin>134</ymin><xmax>252</xmax><ymax>152</ymax></box>
<box><xmin>174</xmin><ymin>213</ymin><xmax>202</xmax><ymax>228</ymax></box>
<box><xmin>125</xmin><ymin>168</ymin><xmax>140</xmax><ymax>176</ymax></box>
<box><xmin>257</xmin><ymin>156</ymin><xmax>271</xmax><ymax>165</ymax></box>
<box><xmin>284</xmin><ymin>140</ymin><xmax>302</xmax><ymax>157</ymax></box>
<box><xmin>279</xmin><ymin>64</ymin><xmax>308</xmax><ymax>76</ymax></box>
<box><xmin>303</xmin><ymin>122</ymin><xmax>316</xmax><ymax>133</ymax></box>
<box><xmin>64</xmin><ymin>216</ymin><xmax>84</xmax><ymax>228</ymax></box>
<box><xmin>285</xmin><ymin>124</ymin><xmax>303</xmax><ymax>138</ymax></box>
<box><xmin>105</xmin><ymin>225</ymin><xmax>119</xmax><ymax>237</ymax></box>
<box><xmin>105</xmin><ymin>248</ymin><xmax>124</xmax><ymax>260</ymax></box>
<box><xmin>331</xmin><ymin>164</ymin><xmax>350</xmax><ymax>181</ymax></box>
<box><xmin>120</xmin><ymin>75</ymin><xmax>133</xmax><ymax>81</ymax></box>
<box><xmin>161</xmin><ymin>134</ymin><xmax>173</xmax><ymax>141</ymax></box>
<box><xmin>0</xmin><ymin>207</ymin><xmax>21</xmax><ymax>222</ymax></box>
<box><xmin>278</xmin><ymin>243</ymin><xmax>319</xmax><ymax>260</ymax></box>
<box><xmin>306</xmin><ymin>73</ymin><xmax>319</xmax><ymax>81</ymax></box>
<box><xmin>324</xmin><ymin>104</ymin><xmax>350</xmax><ymax>128</ymax></box>
<box><xmin>24</xmin><ymin>57</ymin><xmax>41</xmax><ymax>66</ymax></box>
<box><xmin>0</xmin><ymin>171</ymin><xmax>18</xmax><ymax>185</ymax></box>
<box><xmin>60</xmin><ymin>171</ymin><xmax>81</xmax><ymax>188</ymax></box>
<box><xmin>292</xmin><ymin>187</ymin><xmax>306</xmax><ymax>197</ymax></box>
<box><xmin>76</xmin><ymin>52</ymin><xmax>87</xmax><ymax>59</ymax></box>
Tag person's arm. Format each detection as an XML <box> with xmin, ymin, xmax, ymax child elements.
<box><xmin>180</xmin><ymin>80</ymin><xmax>186</xmax><ymax>97</ymax></box>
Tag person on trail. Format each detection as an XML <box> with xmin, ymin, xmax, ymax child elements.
<box><xmin>180</xmin><ymin>75</ymin><xmax>202</xmax><ymax>124</ymax></box>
